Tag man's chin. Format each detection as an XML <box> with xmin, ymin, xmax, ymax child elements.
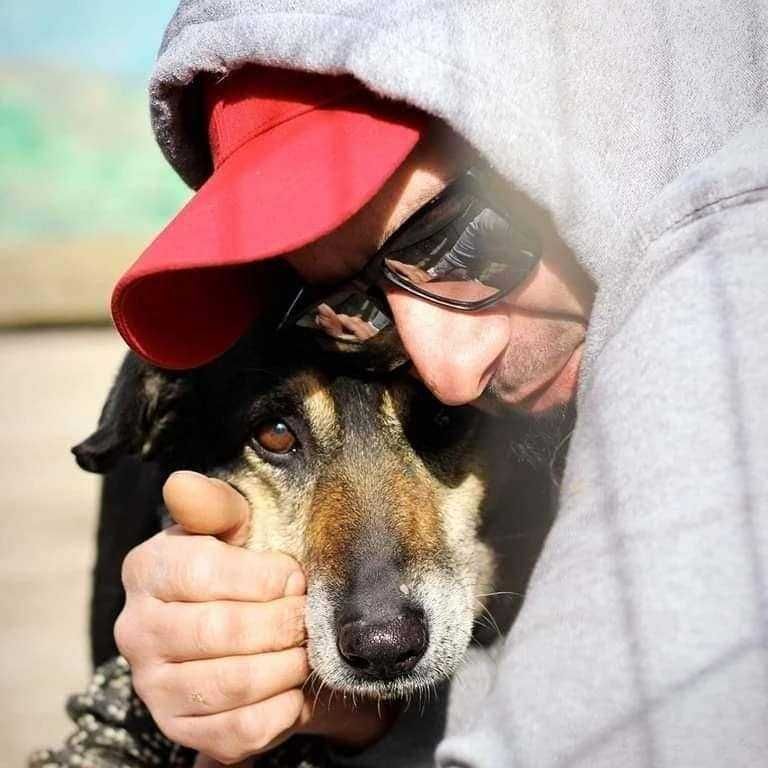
<box><xmin>479</xmin><ymin>344</ymin><xmax>582</xmax><ymax>469</ymax></box>
<box><xmin>481</xmin><ymin>341</ymin><xmax>583</xmax><ymax>414</ymax></box>
<box><xmin>479</xmin><ymin>395</ymin><xmax>576</xmax><ymax>470</ymax></box>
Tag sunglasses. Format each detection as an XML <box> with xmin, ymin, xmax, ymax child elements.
<box><xmin>277</xmin><ymin>168</ymin><xmax>541</xmax><ymax>350</ymax></box>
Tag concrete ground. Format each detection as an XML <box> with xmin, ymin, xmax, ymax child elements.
<box><xmin>0</xmin><ymin>328</ymin><xmax>126</xmax><ymax>766</ymax></box>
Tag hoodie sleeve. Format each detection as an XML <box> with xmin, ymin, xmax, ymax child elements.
<box><xmin>27</xmin><ymin>656</ymin><xmax>196</xmax><ymax>768</ymax></box>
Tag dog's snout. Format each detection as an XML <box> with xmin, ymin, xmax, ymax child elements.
<box><xmin>337</xmin><ymin>609</ymin><xmax>428</xmax><ymax>679</ymax></box>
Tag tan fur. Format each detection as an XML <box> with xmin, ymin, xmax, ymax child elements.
<box><xmin>290</xmin><ymin>370</ymin><xmax>340</xmax><ymax>449</ymax></box>
<box><xmin>220</xmin><ymin>370</ymin><xmax>494</xmax><ymax>696</ymax></box>
<box><xmin>80</xmin><ymin>349</ymin><xmax>510</xmax><ymax>698</ymax></box>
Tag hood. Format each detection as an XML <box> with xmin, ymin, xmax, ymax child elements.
<box><xmin>150</xmin><ymin>0</ymin><xmax>766</xmax><ymax>284</ymax></box>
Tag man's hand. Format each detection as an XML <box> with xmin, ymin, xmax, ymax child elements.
<box><xmin>115</xmin><ymin>471</ymin><xmax>394</xmax><ymax>766</ymax></box>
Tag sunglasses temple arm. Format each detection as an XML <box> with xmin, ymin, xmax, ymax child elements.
<box><xmin>276</xmin><ymin>285</ymin><xmax>307</xmax><ymax>332</ymax></box>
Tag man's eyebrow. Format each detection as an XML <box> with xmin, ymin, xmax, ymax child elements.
<box><xmin>375</xmin><ymin>176</ymin><xmax>457</xmax><ymax>250</ymax></box>
<box><xmin>378</xmin><ymin>221</ymin><xmax>400</xmax><ymax>249</ymax></box>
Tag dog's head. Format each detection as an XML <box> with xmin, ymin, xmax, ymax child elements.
<box><xmin>75</xmin><ymin>337</ymin><xmax>497</xmax><ymax>698</ymax></box>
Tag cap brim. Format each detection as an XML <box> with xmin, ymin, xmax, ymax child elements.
<box><xmin>112</xmin><ymin>96</ymin><xmax>425</xmax><ymax>369</ymax></box>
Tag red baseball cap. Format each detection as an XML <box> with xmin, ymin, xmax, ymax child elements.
<box><xmin>112</xmin><ymin>66</ymin><xmax>426</xmax><ymax>369</ymax></box>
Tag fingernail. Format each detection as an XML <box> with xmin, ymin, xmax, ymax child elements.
<box><xmin>170</xmin><ymin>470</ymin><xmax>208</xmax><ymax>482</ymax></box>
<box><xmin>207</xmin><ymin>477</ymin><xmax>233</xmax><ymax>490</ymax></box>
<box><xmin>285</xmin><ymin>570</ymin><xmax>306</xmax><ymax>596</ymax></box>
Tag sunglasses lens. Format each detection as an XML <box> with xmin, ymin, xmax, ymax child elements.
<box><xmin>384</xmin><ymin>206</ymin><xmax>539</xmax><ymax>307</ymax></box>
<box><xmin>294</xmin><ymin>289</ymin><xmax>392</xmax><ymax>343</ymax></box>
<box><xmin>384</xmin><ymin>258</ymin><xmax>502</xmax><ymax>304</ymax></box>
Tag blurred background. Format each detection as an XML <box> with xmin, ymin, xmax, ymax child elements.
<box><xmin>1</xmin><ymin>2</ymin><xmax>189</xmax><ymax>763</ymax></box>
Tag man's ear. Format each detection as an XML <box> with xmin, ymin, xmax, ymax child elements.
<box><xmin>72</xmin><ymin>353</ymin><xmax>196</xmax><ymax>474</ymax></box>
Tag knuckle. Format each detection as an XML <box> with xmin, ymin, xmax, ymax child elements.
<box><xmin>193</xmin><ymin>605</ymin><xmax>224</xmax><ymax>657</ymax></box>
<box><xmin>285</xmin><ymin>689</ymin><xmax>305</xmax><ymax>724</ymax></box>
<box><xmin>255</xmin><ymin>558</ymin><xmax>287</xmax><ymax>598</ymax></box>
<box><xmin>167</xmin><ymin>556</ymin><xmax>191</xmax><ymax>598</ymax></box>
<box><xmin>156</xmin><ymin>716</ymin><xmax>186</xmax><ymax>747</ymax></box>
<box><xmin>125</xmin><ymin>533</ymin><xmax>219</xmax><ymax>602</ymax></box>
<box><xmin>130</xmin><ymin>665</ymin><xmax>166</xmax><ymax>709</ymax></box>
<box><xmin>214</xmin><ymin>660</ymin><xmax>251</xmax><ymax>705</ymax></box>
<box><xmin>172</xmin><ymin>542</ymin><xmax>215</xmax><ymax>598</ymax></box>
<box><xmin>291</xmin><ymin>647</ymin><xmax>311</xmax><ymax>679</ymax></box>
<box><xmin>275</xmin><ymin>598</ymin><xmax>307</xmax><ymax>646</ymax></box>
<box><xmin>129</xmin><ymin>667</ymin><xmax>151</xmax><ymax>702</ymax></box>
<box><xmin>233</xmin><ymin>706</ymin><xmax>270</xmax><ymax>753</ymax></box>
<box><xmin>185</xmin><ymin>551</ymin><xmax>215</xmax><ymax>595</ymax></box>
<box><xmin>122</xmin><ymin>534</ymin><xmax>176</xmax><ymax>598</ymax></box>
<box><xmin>113</xmin><ymin>609</ymin><xmax>139</xmax><ymax>660</ymax></box>
<box><xmin>120</xmin><ymin>545</ymin><xmax>146</xmax><ymax>592</ymax></box>
<box><xmin>115</xmin><ymin>598</ymin><xmax>162</xmax><ymax>663</ymax></box>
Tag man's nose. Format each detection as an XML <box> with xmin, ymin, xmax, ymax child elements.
<box><xmin>385</xmin><ymin>287</ymin><xmax>510</xmax><ymax>405</ymax></box>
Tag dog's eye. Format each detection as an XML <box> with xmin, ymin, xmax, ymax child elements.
<box><xmin>253</xmin><ymin>420</ymin><xmax>297</xmax><ymax>454</ymax></box>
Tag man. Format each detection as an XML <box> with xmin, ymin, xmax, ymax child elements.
<box><xmin>49</xmin><ymin>1</ymin><xmax>768</xmax><ymax>767</ymax></box>
<box><xmin>106</xmin><ymin>62</ymin><xmax>592</xmax><ymax>764</ymax></box>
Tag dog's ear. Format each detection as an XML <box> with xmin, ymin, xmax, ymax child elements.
<box><xmin>72</xmin><ymin>353</ymin><xmax>196</xmax><ymax>474</ymax></box>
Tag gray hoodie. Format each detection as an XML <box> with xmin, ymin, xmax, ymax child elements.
<box><xmin>149</xmin><ymin>2</ymin><xmax>768</xmax><ymax>767</ymax></box>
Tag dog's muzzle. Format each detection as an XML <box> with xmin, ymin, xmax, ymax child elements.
<box><xmin>337</xmin><ymin>606</ymin><xmax>428</xmax><ymax>680</ymax></box>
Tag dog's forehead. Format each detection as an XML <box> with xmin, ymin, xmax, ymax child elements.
<box><xmin>300</xmin><ymin>369</ymin><xmax>409</xmax><ymax>433</ymax></box>
<box><xmin>285</xmin><ymin>368</ymin><xmax>406</xmax><ymax>442</ymax></box>
<box><xmin>284</xmin><ymin>370</ymin><xmax>343</xmax><ymax>445</ymax></box>
<box><xmin>214</xmin><ymin>338</ymin><xmax>422</xmax><ymax>448</ymax></box>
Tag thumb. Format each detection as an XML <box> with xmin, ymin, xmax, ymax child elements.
<box><xmin>163</xmin><ymin>471</ymin><xmax>250</xmax><ymax>546</ymax></box>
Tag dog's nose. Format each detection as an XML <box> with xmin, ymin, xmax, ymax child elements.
<box><xmin>337</xmin><ymin>609</ymin><xmax>428</xmax><ymax>679</ymax></box>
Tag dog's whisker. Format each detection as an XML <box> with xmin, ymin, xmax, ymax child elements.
<box><xmin>429</xmin><ymin>680</ymin><xmax>438</xmax><ymax>708</ymax></box>
<box><xmin>473</xmin><ymin>598</ymin><xmax>503</xmax><ymax>640</ymax></box>
<box><xmin>475</xmin><ymin>590</ymin><xmax>524</xmax><ymax>599</ymax></box>
<box><xmin>549</xmin><ymin>424</ymin><xmax>575</xmax><ymax>487</ymax></box>
<box><xmin>304</xmin><ymin>669</ymin><xmax>327</xmax><ymax>716</ymax></box>
<box><xmin>472</xmin><ymin>615</ymin><xmax>493</xmax><ymax>630</ymax></box>
<box><xmin>301</xmin><ymin>669</ymin><xmax>317</xmax><ymax>695</ymax></box>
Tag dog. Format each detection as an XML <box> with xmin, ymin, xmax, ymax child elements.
<box><xmin>74</xmin><ymin>330</ymin><xmax>556</xmax><ymax>701</ymax></box>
